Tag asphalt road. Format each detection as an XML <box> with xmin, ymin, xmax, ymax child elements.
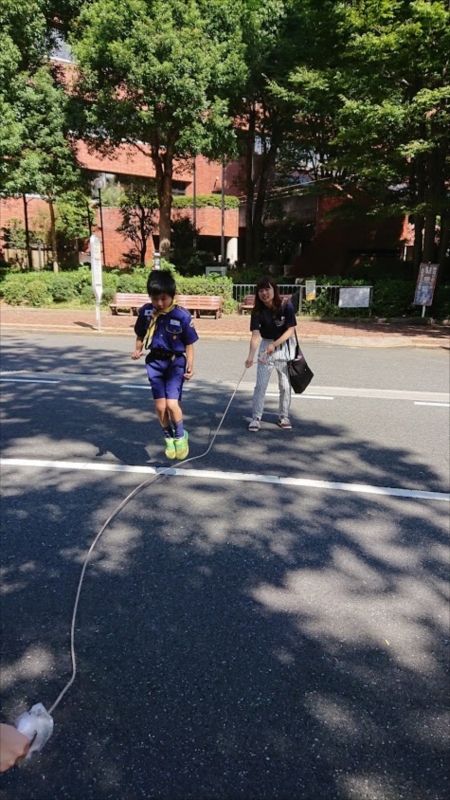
<box><xmin>1</xmin><ymin>332</ymin><xmax>449</xmax><ymax>800</ymax></box>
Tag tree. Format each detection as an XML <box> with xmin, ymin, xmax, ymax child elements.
<box><xmin>235</xmin><ymin>0</ymin><xmax>348</xmax><ymax>266</ymax></box>
<box><xmin>3</xmin><ymin>66</ymin><xmax>85</xmax><ymax>271</ymax></box>
<box><xmin>331</xmin><ymin>0</ymin><xmax>450</xmax><ymax>274</ymax></box>
<box><xmin>118</xmin><ymin>180</ymin><xmax>158</xmax><ymax>265</ymax></box>
<box><xmin>70</xmin><ymin>0</ymin><xmax>246</xmax><ymax>259</ymax></box>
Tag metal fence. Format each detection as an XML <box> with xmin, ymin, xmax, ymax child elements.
<box><xmin>232</xmin><ymin>284</ymin><xmax>299</xmax><ymax>303</ymax></box>
<box><xmin>232</xmin><ymin>284</ymin><xmax>373</xmax><ymax>315</ymax></box>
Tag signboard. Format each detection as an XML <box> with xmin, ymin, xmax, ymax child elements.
<box><xmin>414</xmin><ymin>263</ymin><xmax>439</xmax><ymax>307</ymax></box>
<box><xmin>205</xmin><ymin>266</ymin><xmax>227</xmax><ymax>277</ymax></box>
<box><xmin>153</xmin><ymin>250</ymin><xmax>161</xmax><ymax>270</ymax></box>
<box><xmin>90</xmin><ymin>235</ymin><xmax>103</xmax><ymax>302</ymax></box>
<box><xmin>305</xmin><ymin>280</ymin><xmax>316</xmax><ymax>301</ymax></box>
<box><xmin>338</xmin><ymin>286</ymin><xmax>372</xmax><ymax>308</ymax></box>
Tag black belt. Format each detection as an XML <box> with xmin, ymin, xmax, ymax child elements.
<box><xmin>146</xmin><ymin>348</ymin><xmax>185</xmax><ymax>360</ymax></box>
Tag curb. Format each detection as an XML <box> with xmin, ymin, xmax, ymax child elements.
<box><xmin>0</xmin><ymin>321</ymin><xmax>447</xmax><ymax>348</ymax></box>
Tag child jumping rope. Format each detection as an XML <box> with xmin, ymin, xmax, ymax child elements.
<box><xmin>132</xmin><ymin>271</ymin><xmax>199</xmax><ymax>460</ymax></box>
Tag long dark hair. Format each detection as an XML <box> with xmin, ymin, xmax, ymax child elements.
<box><xmin>251</xmin><ymin>276</ymin><xmax>282</xmax><ymax>317</ymax></box>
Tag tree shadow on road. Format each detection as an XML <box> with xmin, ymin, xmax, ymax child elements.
<box><xmin>0</xmin><ymin>342</ymin><xmax>449</xmax><ymax>800</ymax></box>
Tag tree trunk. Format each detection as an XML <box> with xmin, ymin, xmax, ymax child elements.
<box><xmin>412</xmin><ymin>215</ymin><xmax>423</xmax><ymax>273</ymax></box>
<box><xmin>422</xmin><ymin>212</ymin><xmax>437</xmax><ymax>263</ymax></box>
<box><xmin>252</xmin><ymin>136</ymin><xmax>279</xmax><ymax>267</ymax></box>
<box><xmin>411</xmin><ymin>153</ymin><xmax>426</xmax><ymax>274</ymax></box>
<box><xmin>438</xmin><ymin>211</ymin><xmax>450</xmax><ymax>275</ymax></box>
<box><xmin>158</xmin><ymin>174</ymin><xmax>172</xmax><ymax>261</ymax></box>
<box><xmin>150</xmin><ymin>135</ymin><xmax>174</xmax><ymax>262</ymax></box>
<box><xmin>244</xmin><ymin>106</ymin><xmax>256</xmax><ymax>266</ymax></box>
<box><xmin>138</xmin><ymin>196</ymin><xmax>147</xmax><ymax>264</ymax></box>
<box><xmin>48</xmin><ymin>198</ymin><xmax>59</xmax><ymax>273</ymax></box>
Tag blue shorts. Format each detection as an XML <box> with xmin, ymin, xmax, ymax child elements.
<box><xmin>145</xmin><ymin>355</ymin><xmax>186</xmax><ymax>400</ymax></box>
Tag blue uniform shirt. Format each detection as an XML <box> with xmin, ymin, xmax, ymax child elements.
<box><xmin>250</xmin><ymin>301</ymin><xmax>296</xmax><ymax>339</ymax></box>
<box><xmin>135</xmin><ymin>302</ymin><xmax>199</xmax><ymax>354</ymax></box>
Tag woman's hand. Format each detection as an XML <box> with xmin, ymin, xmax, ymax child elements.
<box><xmin>245</xmin><ymin>357</ymin><xmax>254</xmax><ymax>368</ymax></box>
<box><xmin>266</xmin><ymin>343</ymin><xmax>275</xmax><ymax>356</ymax></box>
<box><xmin>0</xmin><ymin>724</ymin><xmax>30</xmax><ymax>772</ymax></box>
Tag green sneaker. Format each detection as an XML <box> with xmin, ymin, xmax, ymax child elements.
<box><xmin>165</xmin><ymin>437</ymin><xmax>176</xmax><ymax>460</ymax></box>
<box><xmin>174</xmin><ymin>431</ymin><xmax>189</xmax><ymax>460</ymax></box>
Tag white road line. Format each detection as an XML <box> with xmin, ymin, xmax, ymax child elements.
<box><xmin>414</xmin><ymin>401</ymin><xmax>450</xmax><ymax>407</ymax></box>
<box><xmin>0</xmin><ymin>378</ymin><xmax>60</xmax><ymax>385</ymax></box>
<box><xmin>266</xmin><ymin>393</ymin><xmax>334</xmax><ymax>400</ymax></box>
<box><xmin>1</xmin><ymin>457</ymin><xmax>448</xmax><ymax>502</ymax></box>
<box><xmin>120</xmin><ymin>384</ymin><xmax>190</xmax><ymax>392</ymax></box>
<box><xmin>120</xmin><ymin>384</ymin><xmax>152</xmax><ymax>390</ymax></box>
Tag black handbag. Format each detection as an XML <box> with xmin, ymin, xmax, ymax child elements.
<box><xmin>287</xmin><ymin>331</ymin><xmax>314</xmax><ymax>394</ymax></box>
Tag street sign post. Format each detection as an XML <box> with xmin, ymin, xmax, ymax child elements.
<box><xmin>414</xmin><ymin>263</ymin><xmax>439</xmax><ymax>318</ymax></box>
<box><xmin>305</xmin><ymin>280</ymin><xmax>316</xmax><ymax>301</ymax></box>
<box><xmin>90</xmin><ymin>234</ymin><xmax>103</xmax><ymax>331</ymax></box>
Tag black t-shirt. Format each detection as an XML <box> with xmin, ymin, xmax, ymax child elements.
<box><xmin>250</xmin><ymin>301</ymin><xmax>296</xmax><ymax>340</ymax></box>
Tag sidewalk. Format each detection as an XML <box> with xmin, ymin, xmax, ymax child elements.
<box><xmin>1</xmin><ymin>304</ymin><xmax>449</xmax><ymax>347</ymax></box>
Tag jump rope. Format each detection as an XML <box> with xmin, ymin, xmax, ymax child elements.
<box><xmin>14</xmin><ymin>366</ymin><xmax>249</xmax><ymax>757</ymax></box>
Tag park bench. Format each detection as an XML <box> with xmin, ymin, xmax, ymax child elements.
<box><xmin>109</xmin><ymin>292</ymin><xmax>223</xmax><ymax>318</ymax></box>
<box><xmin>239</xmin><ymin>293</ymin><xmax>292</xmax><ymax>314</ymax></box>
<box><xmin>176</xmin><ymin>295</ymin><xmax>223</xmax><ymax>319</ymax></box>
<box><xmin>109</xmin><ymin>293</ymin><xmax>149</xmax><ymax>315</ymax></box>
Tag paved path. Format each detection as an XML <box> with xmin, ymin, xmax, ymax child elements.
<box><xmin>1</xmin><ymin>305</ymin><xmax>449</xmax><ymax>347</ymax></box>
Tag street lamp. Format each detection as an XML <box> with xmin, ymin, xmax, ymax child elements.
<box><xmin>92</xmin><ymin>176</ymin><xmax>106</xmax><ymax>266</ymax></box>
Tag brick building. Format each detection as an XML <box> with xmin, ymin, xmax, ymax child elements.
<box><xmin>0</xmin><ymin>40</ymin><xmax>412</xmax><ymax>275</ymax></box>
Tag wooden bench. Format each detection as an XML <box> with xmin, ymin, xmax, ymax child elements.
<box><xmin>109</xmin><ymin>292</ymin><xmax>223</xmax><ymax>318</ymax></box>
<box><xmin>177</xmin><ymin>295</ymin><xmax>223</xmax><ymax>319</ymax></box>
<box><xmin>110</xmin><ymin>293</ymin><xmax>149</xmax><ymax>315</ymax></box>
<box><xmin>239</xmin><ymin>294</ymin><xmax>292</xmax><ymax>314</ymax></box>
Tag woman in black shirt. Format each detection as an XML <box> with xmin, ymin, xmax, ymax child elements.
<box><xmin>244</xmin><ymin>276</ymin><xmax>297</xmax><ymax>431</ymax></box>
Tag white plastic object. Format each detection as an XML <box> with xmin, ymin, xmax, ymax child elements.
<box><xmin>15</xmin><ymin>703</ymin><xmax>54</xmax><ymax>758</ymax></box>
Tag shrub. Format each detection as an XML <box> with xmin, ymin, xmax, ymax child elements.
<box><xmin>2</xmin><ymin>277</ymin><xmax>28</xmax><ymax>305</ymax></box>
<box><xmin>115</xmin><ymin>273</ymin><xmax>138</xmax><ymax>292</ymax></box>
<box><xmin>100</xmin><ymin>286</ymin><xmax>116</xmax><ymax>306</ymax></box>
<box><xmin>80</xmin><ymin>285</ymin><xmax>96</xmax><ymax>304</ymax></box>
<box><xmin>25</xmin><ymin>279</ymin><xmax>52</xmax><ymax>307</ymax></box>
<box><xmin>51</xmin><ymin>275</ymin><xmax>78</xmax><ymax>302</ymax></box>
<box><xmin>371</xmin><ymin>280</ymin><xmax>416</xmax><ymax>317</ymax></box>
<box><xmin>172</xmin><ymin>194</ymin><xmax>239</xmax><ymax>210</ymax></box>
<box><xmin>433</xmin><ymin>284</ymin><xmax>450</xmax><ymax>319</ymax></box>
<box><xmin>176</xmin><ymin>275</ymin><xmax>234</xmax><ymax>305</ymax></box>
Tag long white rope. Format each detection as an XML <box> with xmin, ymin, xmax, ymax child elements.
<box><xmin>48</xmin><ymin>367</ymin><xmax>248</xmax><ymax>716</ymax></box>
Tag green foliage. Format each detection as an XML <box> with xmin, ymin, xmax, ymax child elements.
<box><xmin>1</xmin><ymin>276</ymin><xmax>28</xmax><ymax>305</ymax></box>
<box><xmin>71</xmin><ymin>0</ymin><xmax>247</xmax><ymax>255</ymax></box>
<box><xmin>175</xmin><ymin>275</ymin><xmax>234</xmax><ymax>306</ymax></box>
<box><xmin>55</xmin><ymin>191</ymin><xmax>91</xmax><ymax>241</ymax></box>
<box><xmin>181</xmin><ymin>251</ymin><xmax>217</xmax><ymax>277</ymax></box>
<box><xmin>172</xmin><ymin>195</ymin><xmax>240</xmax><ymax>210</ymax></box>
<box><xmin>51</xmin><ymin>275</ymin><xmax>78</xmax><ymax>302</ymax></box>
<box><xmin>371</xmin><ymin>280</ymin><xmax>417</xmax><ymax>318</ymax></box>
<box><xmin>79</xmin><ymin>285</ymin><xmax>96</xmax><ymax>304</ymax></box>
<box><xmin>230</xmin><ymin>265</ymin><xmax>271</xmax><ymax>284</ymax></box>
<box><xmin>118</xmin><ymin>179</ymin><xmax>157</xmax><ymax>265</ymax></box>
<box><xmin>25</xmin><ymin>278</ymin><xmax>52</xmax><ymax>306</ymax></box>
<box><xmin>433</xmin><ymin>284</ymin><xmax>450</xmax><ymax>320</ymax></box>
<box><xmin>147</xmin><ymin>258</ymin><xmax>177</xmax><ymax>277</ymax></box>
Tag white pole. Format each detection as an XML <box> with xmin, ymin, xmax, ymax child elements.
<box><xmin>95</xmin><ymin>299</ymin><xmax>102</xmax><ymax>331</ymax></box>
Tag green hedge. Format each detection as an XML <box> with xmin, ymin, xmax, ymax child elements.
<box><xmin>172</xmin><ymin>194</ymin><xmax>239</xmax><ymax>210</ymax></box>
<box><xmin>0</xmin><ymin>267</ymin><xmax>448</xmax><ymax>318</ymax></box>
<box><xmin>0</xmin><ymin>267</ymin><xmax>238</xmax><ymax>313</ymax></box>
